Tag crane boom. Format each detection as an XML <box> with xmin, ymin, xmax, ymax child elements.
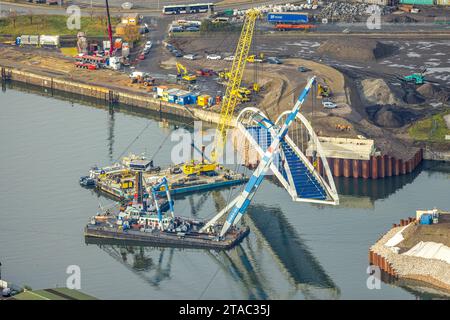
<box><xmin>213</xmin><ymin>9</ymin><xmax>259</xmax><ymax>161</ymax></box>
<box><xmin>219</xmin><ymin>77</ymin><xmax>317</xmax><ymax>237</ymax></box>
<box><xmin>105</xmin><ymin>0</ymin><xmax>114</xmax><ymax>56</ymax></box>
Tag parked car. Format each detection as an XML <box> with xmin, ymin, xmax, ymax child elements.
<box><xmin>138</xmin><ymin>53</ymin><xmax>145</xmax><ymax>60</ymax></box>
<box><xmin>206</xmin><ymin>54</ymin><xmax>222</xmax><ymax>60</ymax></box>
<box><xmin>267</xmin><ymin>57</ymin><xmax>282</xmax><ymax>64</ymax></box>
<box><xmin>224</xmin><ymin>55</ymin><xmax>235</xmax><ymax>61</ymax></box>
<box><xmin>185</xmin><ymin>26</ymin><xmax>200</xmax><ymax>32</ymax></box>
<box><xmin>145</xmin><ymin>41</ymin><xmax>153</xmax><ymax>48</ymax></box>
<box><xmin>173</xmin><ymin>51</ymin><xmax>183</xmax><ymax>58</ymax></box>
<box><xmin>322</xmin><ymin>101</ymin><xmax>337</xmax><ymax>109</ymax></box>
<box><xmin>183</xmin><ymin>54</ymin><xmax>197</xmax><ymax>60</ymax></box>
<box><xmin>298</xmin><ymin>66</ymin><xmax>311</xmax><ymax>72</ymax></box>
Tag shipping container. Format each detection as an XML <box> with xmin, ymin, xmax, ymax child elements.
<box><xmin>419</xmin><ymin>214</ymin><xmax>433</xmax><ymax>225</ymax></box>
<box><xmin>267</xmin><ymin>12</ymin><xmax>309</xmax><ymax>24</ymax></box>
<box><xmin>20</xmin><ymin>35</ymin><xmax>40</xmax><ymax>46</ymax></box>
<box><xmin>197</xmin><ymin>95</ymin><xmax>210</xmax><ymax>107</ymax></box>
<box><xmin>39</xmin><ymin>35</ymin><xmax>60</xmax><ymax>47</ymax></box>
<box><xmin>399</xmin><ymin>0</ymin><xmax>434</xmax><ymax>5</ymax></box>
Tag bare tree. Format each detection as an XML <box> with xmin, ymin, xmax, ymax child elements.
<box><xmin>9</xmin><ymin>10</ymin><xmax>17</xmax><ymax>29</ymax></box>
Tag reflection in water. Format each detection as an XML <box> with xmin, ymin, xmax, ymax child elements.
<box><xmin>91</xmin><ymin>240</ymin><xmax>174</xmax><ymax>288</ymax></box>
<box><xmin>108</xmin><ymin>106</ymin><xmax>115</xmax><ymax>163</ymax></box>
<box><xmin>246</xmin><ymin>205</ymin><xmax>340</xmax><ymax>299</ymax></box>
<box><xmin>86</xmin><ymin>202</ymin><xmax>339</xmax><ymax>299</ymax></box>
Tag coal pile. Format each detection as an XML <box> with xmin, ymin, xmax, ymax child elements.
<box><xmin>388</xmin><ymin>15</ymin><xmax>418</xmax><ymax>23</ymax></box>
<box><xmin>317</xmin><ymin>39</ymin><xmax>397</xmax><ymax>62</ymax></box>
<box><xmin>403</xmin><ymin>88</ymin><xmax>425</xmax><ymax>104</ymax></box>
<box><xmin>318</xmin><ymin>2</ymin><xmax>393</xmax><ymax>22</ymax></box>
<box><xmin>366</xmin><ymin>105</ymin><xmax>420</xmax><ymax>128</ymax></box>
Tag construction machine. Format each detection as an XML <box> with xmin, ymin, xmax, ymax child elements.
<box><xmin>176</xmin><ymin>62</ymin><xmax>197</xmax><ymax>83</ymax></box>
<box><xmin>317</xmin><ymin>79</ymin><xmax>331</xmax><ymax>98</ymax></box>
<box><xmin>219</xmin><ymin>68</ymin><xmax>232</xmax><ymax>80</ymax></box>
<box><xmin>181</xmin><ymin>9</ymin><xmax>260</xmax><ymax>175</ymax></box>
<box><xmin>129</xmin><ymin>71</ymin><xmax>155</xmax><ymax>87</ymax></box>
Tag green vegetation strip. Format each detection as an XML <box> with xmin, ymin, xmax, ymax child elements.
<box><xmin>0</xmin><ymin>15</ymin><xmax>119</xmax><ymax>37</ymax></box>
<box><xmin>408</xmin><ymin>111</ymin><xmax>450</xmax><ymax>142</ymax></box>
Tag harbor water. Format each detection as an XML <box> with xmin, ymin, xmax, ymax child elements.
<box><xmin>1</xmin><ymin>82</ymin><xmax>449</xmax><ymax>299</ymax></box>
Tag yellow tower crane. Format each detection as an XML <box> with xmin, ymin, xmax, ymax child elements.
<box><xmin>182</xmin><ymin>9</ymin><xmax>260</xmax><ymax>175</ymax></box>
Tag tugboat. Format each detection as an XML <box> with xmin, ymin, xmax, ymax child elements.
<box><xmin>79</xmin><ymin>176</ymin><xmax>96</xmax><ymax>187</ymax></box>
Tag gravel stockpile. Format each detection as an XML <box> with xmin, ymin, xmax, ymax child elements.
<box><xmin>318</xmin><ymin>2</ymin><xmax>393</xmax><ymax>22</ymax></box>
<box><xmin>361</xmin><ymin>78</ymin><xmax>401</xmax><ymax>105</ymax></box>
<box><xmin>371</xmin><ymin>225</ymin><xmax>450</xmax><ymax>292</ymax></box>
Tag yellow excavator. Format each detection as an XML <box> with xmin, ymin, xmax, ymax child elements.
<box><xmin>317</xmin><ymin>79</ymin><xmax>331</xmax><ymax>98</ymax></box>
<box><xmin>219</xmin><ymin>68</ymin><xmax>231</xmax><ymax>80</ymax></box>
<box><xmin>176</xmin><ymin>62</ymin><xmax>196</xmax><ymax>83</ymax></box>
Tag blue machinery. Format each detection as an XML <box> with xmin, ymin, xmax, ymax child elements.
<box><xmin>151</xmin><ymin>177</ymin><xmax>174</xmax><ymax>230</ymax></box>
<box><xmin>201</xmin><ymin>76</ymin><xmax>339</xmax><ymax>236</ymax></box>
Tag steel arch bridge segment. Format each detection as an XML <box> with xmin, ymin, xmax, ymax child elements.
<box><xmin>236</xmin><ymin>107</ymin><xmax>339</xmax><ymax>206</ymax></box>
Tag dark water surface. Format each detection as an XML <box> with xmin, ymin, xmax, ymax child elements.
<box><xmin>1</xmin><ymin>82</ymin><xmax>449</xmax><ymax>299</ymax></box>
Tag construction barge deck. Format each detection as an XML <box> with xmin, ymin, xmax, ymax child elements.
<box><xmin>82</xmin><ymin>155</ymin><xmax>247</xmax><ymax>201</ymax></box>
<box><xmin>84</xmin><ymin>219</ymin><xmax>250</xmax><ymax>250</ymax></box>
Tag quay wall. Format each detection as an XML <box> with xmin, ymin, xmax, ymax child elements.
<box><xmin>369</xmin><ymin>219</ymin><xmax>450</xmax><ymax>293</ymax></box>
<box><xmin>1</xmin><ymin>66</ymin><xmax>222</xmax><ymax>125</ymax></box>
<box><xmin>2</xmin><ymin>66</ymin><xmax>424</xmax><ymax>179</ymax></box>
<box><xmin>307</xmin><ymin>150</ymin><xmax>423</xmax><ymax>180</ymax></box>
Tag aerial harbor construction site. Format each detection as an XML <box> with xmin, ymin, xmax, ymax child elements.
<box><xmin>0</xmin><ymin>0</ymin><xmax>449</xmax><ymax>300</ymax></box>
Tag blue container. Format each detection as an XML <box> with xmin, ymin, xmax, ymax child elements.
<box><xmin>168</xmin><ymin>95</ymin><xmax>177</xmax><ymax>103</ymax></box>
<box><xmin>189</xmin><ymin>94</ymin><xmax>198</xmax><ymax>104</ymax></box>
<box><xmin>177</xmin><ymin>95</ymin><xmax>190</xmax><ymax>105</ymax></box>
<box><xmin>419</xmin><ymin>214</ymin><xmax>433</xmax><ymax>225</ymax></box>
<box><xmin>267</xmin><ymin>12</ymin><xmax>309</xmax><ymax>24</ymax></box>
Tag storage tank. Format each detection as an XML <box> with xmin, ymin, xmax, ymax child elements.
<box><xmin>267</xmin><ymin>12</ymin><xmax>309</xmax><ymax>24</ymax></box>
<box><xmin>39</xmin><ymin>35</ymin><xmax>60</xmax><ymax>47</ymax></box>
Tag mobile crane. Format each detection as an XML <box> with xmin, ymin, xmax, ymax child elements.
<box><xmin>182</xmin><ymin>9</ymin><xmax>260</xmax><ymax>175</ymax></box>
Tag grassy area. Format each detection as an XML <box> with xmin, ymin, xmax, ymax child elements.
<box><xmin>0</xmin><ymin>15</ymin><xmax>119</xmax><ymax>37</ymax></box>
<box><xmin>408</xmin><ymin>112</ymin><xmax>450</xmax><ymax>142</ymax></box>
<box><xmin>60</xmin><ymin>47</ymin><xmax>78</xmax><ymax>56</ymax></box>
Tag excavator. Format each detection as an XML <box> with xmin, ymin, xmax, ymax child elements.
<box><xmin>317</xmin><ymin>79</ymin><xmax>331</xmax><ymax>98</ymax></box>
<box><xmin>400</xmin><ymin>68</ymin><xmax>437</xmax><ymax>85</ymax></box>
<box><xmin>176</xmin><ymin>62</ymin><xmax>196</xmax><ymax>83</ymax></box>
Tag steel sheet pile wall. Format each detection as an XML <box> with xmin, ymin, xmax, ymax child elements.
<box><xmin>307</xmin><ymin>149</ymin><xmax>423</xmax><ymax>179</ymax></box>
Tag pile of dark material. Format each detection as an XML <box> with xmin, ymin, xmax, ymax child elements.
<box><xmin>388</xmin><ymin>15</ymin><xmax>418</xmax><ymax>23</ymax></box>
<box><xmin>366</xmin><ymin>105</ymin><xmax>420</xmax><ymax>128</ymax></box>
<box><xmin>416</xmin><ymin>83</ymin><xmax>450</xmax><ymax>103</ymax></box>
<box><xmin>318</xmin><ymin>2</ymin><xmax>393</xmax><ymax>22</ymax></box>
<box><xmin>317</xmin><ymin>39</ymin><xmax>397</xmax><ymax>62</ymax></box>
<box><xmin>403</xmin><ymin>88</ymin><xmax>426</xmax><ymax>104</ymax></box>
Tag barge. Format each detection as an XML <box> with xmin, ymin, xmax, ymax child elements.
<box><xmin>84</xmin><ymin>217</ymin><xmax>249</xmax><ymax>250</ymax></box>
<box><xmin>81</xmin><ymin>154</ymin><xmax>247</xmax><ymax>200</ymax></box>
